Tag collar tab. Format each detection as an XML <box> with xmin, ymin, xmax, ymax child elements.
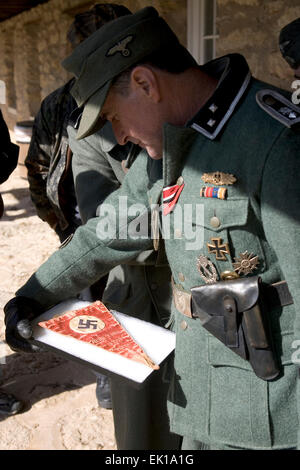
<box><xmin>189</xmin><ymin>54</ymin><xmax>251</xmax><ymax>140</ymax></box>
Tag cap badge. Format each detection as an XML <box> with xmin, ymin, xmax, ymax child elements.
<box><xmin>106</xmin><ymin>35</ymin><xmax>134</xmax><ymax>57</ymax></box>
<box><xmin>201</xmin><ymin>172</ymin><xmax>237</xmax><ymax>186</ymax></box>
<box><xmin>196</xmin><ymin>255</ymin><xmax>219</xmax><ymax>284</ymax></box>
<box><xmin>233</xmin><ymin>251</ymin><xmax>259</xmax><ymax>276</ymax></box>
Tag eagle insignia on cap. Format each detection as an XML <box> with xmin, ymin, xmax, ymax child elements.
<box><xmin>106</xmin><ymin>35</ymin><xmax>134</xmax><ymax>57</ymax></box>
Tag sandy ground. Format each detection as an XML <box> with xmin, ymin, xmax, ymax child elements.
<box><xmin>0</xmin><ymin>160</ymin><xmax>116</xmax><ymax>450</ymax></box>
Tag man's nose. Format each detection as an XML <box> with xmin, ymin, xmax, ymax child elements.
<box><xmin>112</xmin><ymin>123</ymin><xmax>127</xmax><ymax>146</ymax></box>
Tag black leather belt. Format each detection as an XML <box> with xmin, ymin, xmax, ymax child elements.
<box><xmin>172</xmin><ymin>278</ymin><xmax>293</xmax><ymax>319</ymax></box>
<box><xmin>262</xmin><ymin>280</ymin><xmax>293</xmax><ymax>309</ymax></box>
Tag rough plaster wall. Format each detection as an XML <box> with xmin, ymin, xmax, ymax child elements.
<box><xmin>217</xmin><ymin>0</ymin><xmax>300</xmax><ymax>90</ymax></box>
<box><xmin>0</xmin><ymin>0</ymin><xmax>187</xmax><ymax>129</ymax></box>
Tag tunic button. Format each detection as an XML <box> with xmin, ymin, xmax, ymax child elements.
<box><xmin>210</xmin><ymin>216</ymin><xmax>221</xmax><ymax>228</ymax></box>
<box><xmin>178</xmin><ymin>272</ymin><xmax>185</xmax><ymax>282</ymax></box>
<box><xmin>176</xmin><ymin>176</ymin><xmax>184</xmax><ymax>186</ymax></box>
<box><xmin>180</xmin><ymin>320</ymin><xmax>188</xmax><ymax>330</ymax></box>
<box><xmin>150</xmin><ymin>283</ymin><xmax>158</xmax><ymax>290</ymax></box>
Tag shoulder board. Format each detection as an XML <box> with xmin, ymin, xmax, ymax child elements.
<box><xmin>256</xmin><ymin>89</ymin><xmax>300</xmax><ymax>130</ymax></box>
<box><xmin>68</xmin><ymin>106</ymin><xmax>83</xmax><ymax>130</ymax></box>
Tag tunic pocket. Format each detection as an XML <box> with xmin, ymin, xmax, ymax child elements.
<box><xmin>207</xmin><ymin>334</ymin><xmax>272</xmax><ymax>448</ymax></box>
<box><xmin>208</xmin><ymin>357</ymin><xmax>272</xmax><ymax>448</ymax></box>
<box><xmin>207</xmin><ymin>332</ymin><xmax>298</xmax><ymax>448</ymax></box>
<box><xmin>187</xmin><ymin>196</ymin><xmax>266</xmax><ymax>275</ymax></box>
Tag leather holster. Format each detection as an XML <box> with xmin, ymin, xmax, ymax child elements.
<box><xmin>191</xmin><ymin>276</ymin><xmax>280</xmax><ymax>381</ymax></box>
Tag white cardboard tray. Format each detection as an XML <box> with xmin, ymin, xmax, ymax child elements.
<box><xmin>31</xmin><ymin>299</ymin><xmax>176</xmax><ymax>388</ymax></box>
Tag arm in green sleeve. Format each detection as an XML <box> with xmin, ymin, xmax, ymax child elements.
<box><xmin>261</xmin><ymin>128</ymin><xmax>300</xmax><ymax>335</ymax></box>
<box><xmin>16</xmin><ymin>151</ymin><xmax>157</xmax><ymax>308</ymax></box>
<box><xmin>260</xmin><ymin>128</ymin><xmax>300</xmax><ymax>448</ymax></box>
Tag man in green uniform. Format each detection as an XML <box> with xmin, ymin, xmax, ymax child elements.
<box><xmin>4</xmin><ymin>7</ymin><xmax>300</xmax><ymax>449</ymax></box>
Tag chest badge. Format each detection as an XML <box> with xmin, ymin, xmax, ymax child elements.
<box><xmin>201</xmin><ymin>172</ymin><xmax>237</xmax><ymax>186</ymax></box>
<box><xmin>196</xmin><ymin>255</ymin><xmax>219</xmax><ymax>284</ymax></box>
<box><xmin>233</xmin><ymin>251</ymin><xmax>259</xmax><ymax>276</ymax></box>
<box><xmin>207</xmin><ymin>237</ymin><xmax>230</xmax><ymax>261</ymax></box>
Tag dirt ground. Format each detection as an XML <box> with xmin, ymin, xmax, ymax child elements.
<box><xmin>0</xmin><ymin>159</ymin><xmax>116</xmax><ymax>450</ymax></box>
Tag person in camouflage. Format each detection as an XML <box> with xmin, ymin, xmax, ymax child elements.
<box><xmin>25</xmin><ymin>79</ymin><xmax>78</xmax><ymax>241</ymax></box>
<box><xmin>25</xmin><ymin>3</ymin><xmax>131</xmax><ymax>242</ymax></box>
<box><xmin>24</xmin><ymin>3</ymin><xmax>132</xmax><ymax>410</ymax></box>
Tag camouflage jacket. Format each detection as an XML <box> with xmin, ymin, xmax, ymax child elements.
<box><xmin>25</xmin><ymin>79</ymin><xmax>80</xmax><ymax>236</ymax></box>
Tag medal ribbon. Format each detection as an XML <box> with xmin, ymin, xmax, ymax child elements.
<box><xmin>162</xmin><ymin>183</ymin><xmax>185</xmax><ymax>216</ymax></box>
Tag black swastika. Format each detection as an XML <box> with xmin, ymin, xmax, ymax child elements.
<box><xmin>77</xmin><ymin>319</ymin><xmax>98</xmax><ymax>330</ymax></box>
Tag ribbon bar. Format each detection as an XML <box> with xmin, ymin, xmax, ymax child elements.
<box><xmin>162</xmin><ymin>183</ymin><xmax>185</xmax><ymax>215</ymax></box>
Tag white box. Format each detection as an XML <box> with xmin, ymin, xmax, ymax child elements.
<box><xmin>31</xmin><ymin>299</ymin><xmax>176</xmax><ymax>388</ymax></box>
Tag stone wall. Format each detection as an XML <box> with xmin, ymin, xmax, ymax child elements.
<box><xmin>216</xmin><ymin>0</ymin><xmax>300</xmax><ymax>91</ymax></box>
<box><xmin>0</xmin><ymin>0</ymin><xmax>298</xmax><ymax>131</ymax></box>
<box><xmin>0</xmin><ymin>0</ymin><xmax>187</xmax><ymax>130</ymax></box>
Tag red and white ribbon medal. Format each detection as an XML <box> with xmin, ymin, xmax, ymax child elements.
<box><xmin>162</xmin><ymin>178</ymin><xmax>185</xmax><ymax>216</ymax></box>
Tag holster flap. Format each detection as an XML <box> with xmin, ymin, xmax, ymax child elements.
<box><xmin>191</xmin><ymin>276</ymin><xmax>260</xmax><ymax>321</ymax></box>
<box><xmin>190</xmin><ymin>276</ymin><xmax>280</xmax><ymax>381</ymax></box>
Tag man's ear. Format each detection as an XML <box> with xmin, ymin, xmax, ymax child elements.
<box><xmin>130</xmin><ymin>66</ymin><xmax>161</xmax><ymax>103</ymax></box>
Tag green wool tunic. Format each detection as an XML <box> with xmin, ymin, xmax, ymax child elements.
<box><xmin>17</xmin><ymin>61</ymin><xmax>300</xmax><ymax>449</ymax></box>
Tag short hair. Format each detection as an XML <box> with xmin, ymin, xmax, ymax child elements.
<box><xmin>67</xmin><ymin>3</ymin><xmax>131</xmax><ymax>48</ymax></box>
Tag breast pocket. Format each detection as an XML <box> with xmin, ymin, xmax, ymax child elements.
<box><xmin>187</xmin><ymin>197</ymin><xmax>266</xmax><ymax>276</ymax></box>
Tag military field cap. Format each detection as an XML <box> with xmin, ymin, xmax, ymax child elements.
<box><xmin>62</xmin><ymin>6</ymin><xmax>182</xmax><ymax>140</ymax></box>
<box><xmin>67</xmin><ymin>3</ymin><xmax>131</xmax><ymax>48</ymax></box>
<box><xmin>279</xmin><ymin>18</ymin><xmax>300</xmax><ymax>68</ymax></box>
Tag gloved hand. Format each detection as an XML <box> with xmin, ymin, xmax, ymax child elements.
<box><xmin>4</xmin><ymin>296</ymin><xmax>42</xmax><ymax>353</ymax></box>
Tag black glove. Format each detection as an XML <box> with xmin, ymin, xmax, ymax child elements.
<box><xmin>4</xmin><ymin>296</ymin><xmax>42</xmax><ymax>353</ymax></box>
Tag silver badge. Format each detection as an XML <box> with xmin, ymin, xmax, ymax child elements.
<box><xmin>196</xmin><ymin>255</ymin><xmax>218</xmax><ymax>284</ymax></box>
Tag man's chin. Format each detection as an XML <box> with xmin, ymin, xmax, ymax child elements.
<box><xmin>147</xmin><ymin>147</ymin><xmax>163</xmax><ymax>160</ymax></box>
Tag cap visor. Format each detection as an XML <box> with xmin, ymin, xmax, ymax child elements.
<box><xmin>76</xmin><ymin>80</ymin><xmax>112</xmax><ymax>140</ymax></box>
